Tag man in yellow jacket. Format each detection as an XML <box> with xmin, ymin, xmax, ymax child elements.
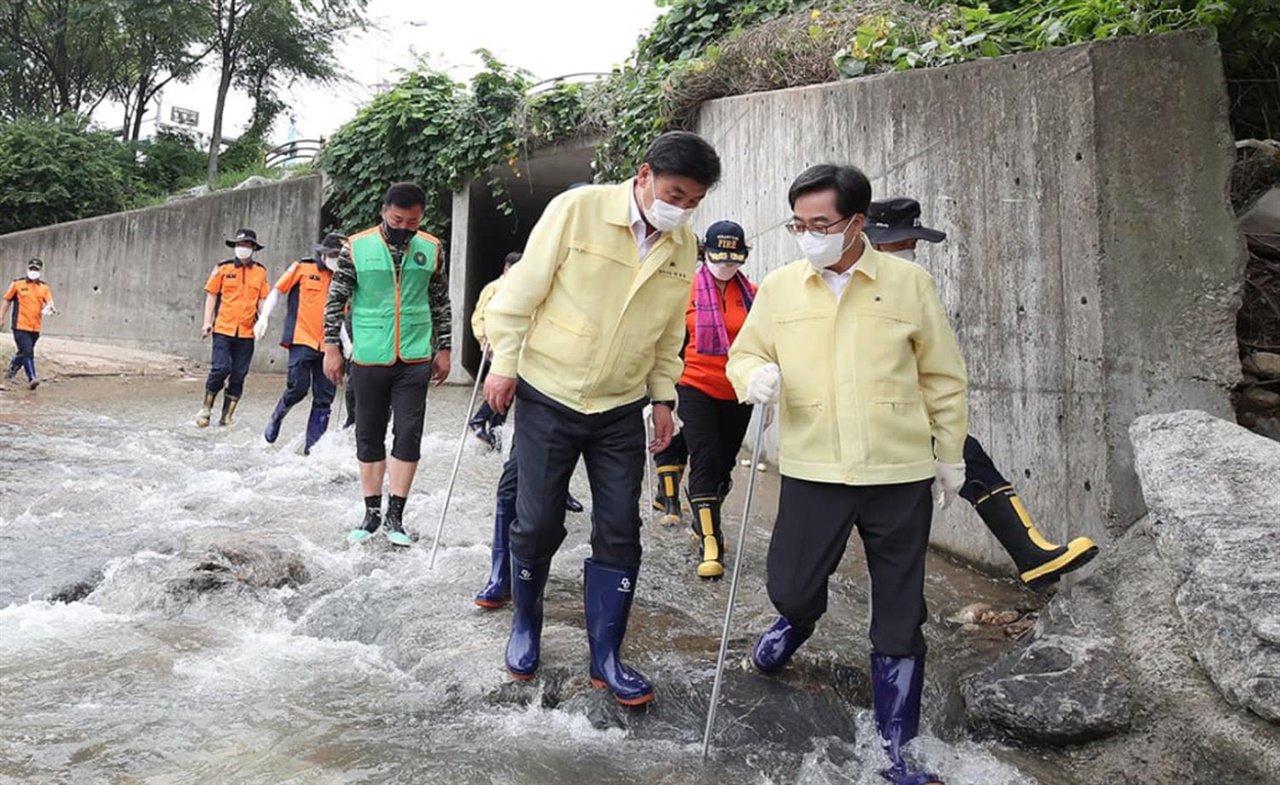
<box><xmin>727</xmin><ymin>164</ymin><xmax>966</xmax><ymax>785</ymax></box>
<box><xmin>467</xmin><ymin>251</ymin><xmax>520</xmax><ymax>450</ymax></box>
<box><xmin>483</xmin><ymin>131</ymin><xmax>721</xmax><ymax>707</ymax></box>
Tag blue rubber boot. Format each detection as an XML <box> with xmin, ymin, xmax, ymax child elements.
<box><xmin>584</xmin><ymin>558</ymin><xmax>654</xmax><ymax>706</ymax></box>
<box><xmin>871</xmin><ymin>653</ymin><xmax>944</xmax><ymax>785</ymax></box>
<box><xmin>751</xmin><ymin>616</ymin><xmax>815</xmax><ymax>674</ymax></box>
<box><xmin>303</xmin><ymin>407</ymin><xmax>330</xmax><ymax>455</ymax></box>
<box><xmin>474</xmin><ymin>498</ymin><xmax>515</xmax><ymax>609</ymax></box>
<box><xmin>264</xmin><ymin>396</ymin><xmax>292</xmax><ymax>444</ymax></box>
<box><xmin>506</xmin><ymin>555</ymin><xmax>550</xmax><ymax>680</ymax></box>
<box><xmin>23</xmin><ymin>357</ymin><xmax>37</xmax><ymax>388</ymax></box>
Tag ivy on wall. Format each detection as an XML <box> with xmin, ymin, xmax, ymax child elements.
<box><xmin>320</xmin><ymin>0</ymin><xmax>1272</xmax><ymax>233</ymax></box>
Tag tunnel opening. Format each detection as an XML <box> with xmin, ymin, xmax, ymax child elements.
<box><xmin>454</xmin><ymin>138</ymin><xmax>597</xmax><ymax>377</ymax></box>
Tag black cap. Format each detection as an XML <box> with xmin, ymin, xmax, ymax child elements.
<box><xmin>226</xmin><ymin>228</ymin><xmax>265</xmax><ymax>250</ymax></box>
<box><xmin>703</xmin><ymin>220</ymin><xmax>748</xmax><ymax>263</ymax></box>
<box><xmin>864</xmin><ymin>198</ymin><xmax>946</xmax><ymax>245</ymax></box>
<box><xmin>26</xmin><ymin>257</ymin><xmax>43</xmax><ymax>270</ymax></box>
<box><xmin>313</xmin><ymin>232</ymin><xmax>347</xmax><ymax>256</ymax></box>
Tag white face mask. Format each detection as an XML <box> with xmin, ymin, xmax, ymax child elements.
<box><xmin>643</xmin><ymin>178</ymin><xmax>692</xmax><ymax>232</ymax></box>
<box><xmin>323</xmin><ymin>254</ymin><xmax>339</xmax><ymax>272</ymax></box>
<box><xmin>26</xmin><ymin>269</ymin><xmax>40</xmax><ymax>281</ymax></box>
<box><xmin>796</xmin><ymin>221</ymin><xmax>856</xmax><ymax>271</ymax></box>
<box><xmin>890</xmin><ymin>248</ymin><xmax>916</xmax><ymax>262</ymax></box>
<box><xmin>234</xmin><ymin>246</ymin><xmax>253</xmax><ymax>260</ymax></box>
<box><xmin>707</xmin><ymin>262</ymin><xmax>740</xmax><ymax>282</ymax></box>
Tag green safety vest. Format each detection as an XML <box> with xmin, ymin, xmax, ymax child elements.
<box><xmin>349</xmin><ymin>228</ymin><xmax>439</xmax><ymax>365</ymax></box>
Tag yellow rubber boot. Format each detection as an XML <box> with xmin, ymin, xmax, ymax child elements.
<box><xmin>218</xmin><ymin>395</ymin><xmax>240</xmax><ymax>427</ymax></box>
<box><xmin>689</xmin><ymin>495</ymin><xmax>724</xmax><ymax>579</ymax></box>
<box><xmin>653</xmin><ymin>464</ymin><xmax>684</xmax><ymax>525</ymax></box>
<box><xmin>196</xmin><ymin>391</ymin><xmax>217</xmax><ymax>428</ymax></box>
<box><xmin>974</xmin><ymin>485</ymin><xmax>1099</xmax><ymax>590</ymax></box>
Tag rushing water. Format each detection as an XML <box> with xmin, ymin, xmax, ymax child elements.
<box><xmin>1</xmin><ymin>375</ymin><xmax>1052</xmax><ymax>784</ymax></box>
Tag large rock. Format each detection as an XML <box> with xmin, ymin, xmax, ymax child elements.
<box><xmin>961</xmin><ymin>585</ymin><xmax>1131</xmax><ymax>744</ymax></box>
<box><xmin>1130</xmin><ymin>410</ymin><xmax>1280</xmax><ymax>722</ymax></box>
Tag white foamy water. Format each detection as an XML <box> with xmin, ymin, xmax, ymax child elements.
<box><xmin>0</xmin><ymin>377</ymin><xmax>1055</xmax><ymax>784</ymax></box>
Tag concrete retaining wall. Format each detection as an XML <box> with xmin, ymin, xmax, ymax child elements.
<box><xmin>0</xmin><ymin>177</ymin><xmax>323</xmax><ymax>375</ymax></box>
<box><xmin>692</xmin><ymin>31</ymin><xmax>1243</xmax><ymax>570</ymax></box>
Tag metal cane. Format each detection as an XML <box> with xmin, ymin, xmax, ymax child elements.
<box><xmin>701</xmin><ymin>407</ymin><xmax>769</xmax><ymax>758</ymax></box>
<box><xmin>428</xmin><ymin>343</ymin><xmax>490</xmax><ymax>568</ymax></box>
<box><xmin>644</xmin><ymin>411</ymin><xmax>656</xmax><ymax>527</ymax></box>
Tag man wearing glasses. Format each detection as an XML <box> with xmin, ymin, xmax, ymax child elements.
<box><xmin>727</xmin><ymin>164</ymin><xmax>967</xmax><ymax>785</ymax></box>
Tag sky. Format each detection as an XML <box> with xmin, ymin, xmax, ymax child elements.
<box><xmin>94</xmin><ymin>0</ymin><xmax>664</xmax><ymax>148</ymax></box>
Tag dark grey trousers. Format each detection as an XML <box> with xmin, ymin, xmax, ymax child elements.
<box><xmin>510</xmin><ymin>379</ymin><xmax>646</xmax><ymax>568</ymax></box>
<box><xmin>766</xmin><ymin>476</ymin><xmax>934</xmax><ymax>656</ymax></box>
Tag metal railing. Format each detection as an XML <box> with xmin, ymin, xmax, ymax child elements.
<box><xmin>265</xmin><ymin>139</ymin><xmax>324</xmax><ymax>168</ymax></box>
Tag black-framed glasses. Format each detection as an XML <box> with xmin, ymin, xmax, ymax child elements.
<box><xmin>784</xmin><ymin>216</ymin><xmax>855</xmax><ymax>236</ymax></box>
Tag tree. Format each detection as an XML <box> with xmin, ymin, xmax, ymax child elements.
<box><xmin>0</xmin><ymin>0</ymin><xmax>119</xmax><ymax>118</ymax></box>
<box><xmin>108</xmin><ymin>0</ymin><xmax>214</xmax><ymax>142</ymax></box>
<box><xmin>202</xmin><ymin>0</ymin><xmax>368</xmax><ymax>183</ymax></box>
<box><xmin>0</xmin><ymin>117</ymin><xmax>137</xmax><ymax>234</ymax></box>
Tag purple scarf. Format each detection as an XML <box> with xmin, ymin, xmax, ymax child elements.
<box><xmin>693</xmin><ymin>264</ymin><xmax>756</xmax><ymax>356</ymax></box>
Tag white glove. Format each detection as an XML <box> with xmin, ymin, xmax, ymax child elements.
<box><xmin>254</xmin><ymin>290</ymin><xmax>279</xmax><ymax>341</ymax></box>
<box><xmin>339</xmin><ymin>324</ymin><xmax>353</xmax><ymax>360</ymax></box>
<box><xmin>932</xmin><ymin>460</ymin><xmax>966</xmax><ymax>509</ymax></box>
<box><xmin>41</xmin><ymin>304</ymin><xmax>57</xmax><ymax>316</ymax></box>
<box><xmin>746</xmin><ymin>363</ymin><xmax>781</xmax><ymax>405</ymax></box>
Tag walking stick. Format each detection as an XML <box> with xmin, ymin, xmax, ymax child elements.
<box><xmin>644</xmin><ymin>411</ymin><xmax>656</xmax><ymax>528</ymax></box>
<box><xmin>701</xmin><ymin>407</ymin><xmax>768</xmax><ymax>758</ymax></box>
<box><xmin>428</xmin><ymin>343</ymin><xmax>490</xmax><ymax>568</ymax></box>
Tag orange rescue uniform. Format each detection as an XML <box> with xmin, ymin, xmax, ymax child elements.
<box><xmin>205</xmin><ymin>260</ymin><xmax>270</xmax><ymax>338</ymax></box>
<box><xmin>677</xmin><ymin>276</ymin><xmax>751</xmax><ymax>401</ymax></box>
<box><xmin>272</xmin><ymin>259</ymin><xmax>333</xmax><ymax>351</ymax></box>
<box><xmin>4</xmin><ymin>278</ymin><xmax>53</xmax><ymax>333</ymax></box>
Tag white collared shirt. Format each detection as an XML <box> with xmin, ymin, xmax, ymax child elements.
<box><xmin>629</xmin><ymin>188</ymin><xmax>662</xmax><ymax>260</ymax></box>
<box><xmin>820</xmin><ymin>265</ymin><xmax>856</xmax><ymax>299</ymax></box>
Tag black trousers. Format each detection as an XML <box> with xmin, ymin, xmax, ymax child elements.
<box><xmin>283</xmin><ymin>346</ymin><xmax>337</xmax><ymax>409</ymax></box>
<box><xmin>497</xmin><ymin>429</ymin><xmax>519</xmax><ymax>503</ymax></box>
<box><xmin>206</xmin><ymin>334</ymin><xmax>255</xmax><ymax>397</ymax></box>
<box><xmin>511</xmin><ymin>379</ymin><xmax>645</xmax><ymax>568</ymax></box>
<box><xmin>767</xmin><ymin>476</ymin><xmax>934</xmax><ymax>657</ymax></box>
<box><xmin>677</xmin><ymin>383</ymin><xmax>753</xmax><ymax>498</ymax></box>
<box><xmin>8</xmin><ymin>329</ymin><xmax>37</xmax><ymax>380</ymax></box>
<box><xmin>960</xmin><ymin>434</ymin><xmax>1011</xmax><ymax>504</ymax></box>
<box><xmin>350</xmin><ymin>359</ymin><xmax>433</xmax><ymax>463</ymax></box>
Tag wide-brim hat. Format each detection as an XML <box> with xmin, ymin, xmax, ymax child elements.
<box><xmin>226</xmin><ymin>228</ymin><xmax>265</xmax><ymax>250</ymax></box>
<box><xmin>865</xmin><ymin>198</ymin><xmax>946</xmax><ymax>245</ymax></box>
<box><xmin>313</xmin><ymin>232</ymin><xmax>347</xmax><ymax>256</ymax></box>
<box><xmin>704</xmin><ymin>220</ymin><xmax>749</xmax><ymax>263</ymax></box>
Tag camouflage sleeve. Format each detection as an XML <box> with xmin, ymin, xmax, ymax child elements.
<box><xmin>430</xmin><ymin>266</ymin><xmax>452</xmax><ymax>352</ymax></box>
<box><xmin>324</xmin><ymin>258</ymin><xmax>357</xmax><ymax>345</ymax></box>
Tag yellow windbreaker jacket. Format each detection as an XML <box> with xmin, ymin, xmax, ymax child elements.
<box><xmin>485</xmin><ymin>179</ymin><xmax>697</xmax><ymax>414</ymax></box>
<box><xmin>727</xmin><ymin>245</ymin><xmax>968</xmax><ymax>485</ymax></box>
<box><xmin>471</xmin><ymin>278</ymin><xmax>502</xmax><ymax>345</ymax></box>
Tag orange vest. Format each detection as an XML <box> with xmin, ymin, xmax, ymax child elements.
<box><xmin>678</xmin><ymin>277</ymin><xmax>751</xmax><ymax>401</ymax></box>
<box><xmin>204</xmin><ymin>260</ymin><xmax>270</xmax><ymax>338</ymax></box>
<box><xmin>4</xmin><ymin>278</ymin><xmax>52</xmax><ymax>333</ymax></box>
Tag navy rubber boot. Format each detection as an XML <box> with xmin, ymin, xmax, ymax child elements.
<box><xmin>583</xmin><ymin>558</ymin><xmax>654</xmax><ymax>706</ymax></box>
<box><xmin>474</xmin><ymin>498</ymin><xmax>515</xmax><ymax>609</ymax></box>
<box><xmin>264</xmin><ymin>397</ymin><xmax>292</xmax><ymax>444</ymax></box>
<box><xmin>565</xmin><ymin>492</ymin><xmax>584</xmax><ymax>513</ymax></box>
<box><xmin>751</xmin><ymin>616</ymin><xmax>815</xmax><ymax>674</ymax></box>
<box><xmin>506</xmin><ymin>555</ymin><xmax>550</xmax><ymax>680</ymax></box>
<box><xmin>871</xmin><ymin>653</ymin><xmax>944</xmax><ymax>785</ymax></box>
<box><xmin>303</xmin><ymin>407</ymin><xmax>330</xmax><ymax>454</ymax></box>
